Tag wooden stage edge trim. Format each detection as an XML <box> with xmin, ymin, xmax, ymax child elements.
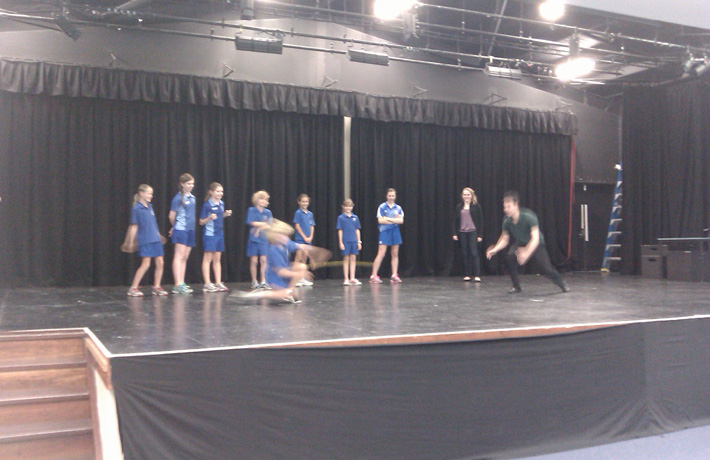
<box><xmin>260</xmin><ymin>324</ymin><xmax>619</xmax><ymax>348</ymax></box>
<box><xmin>92</xmin><ymin>314</ymin><xmax>710</xmax><ymax>358</ymax></box>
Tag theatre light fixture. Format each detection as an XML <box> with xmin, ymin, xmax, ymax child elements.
<box><xmin>539</xmin><ymin>1</ymin><xmax>565</xmax><ymax>22</ymax></box>
<box><xmin>235</xmin><ymin>36</ymin><xmax>283</xmax><ymax>54</ymax></box>
<box><xmin>374</xmin><ymin>0</ymin><xmax>416</xmax><ymax>21</ymax></box>
<box><xmin>555</xmin><ymin>35</ymin><xmax>595</xmax><ymax>81</ymax></box>
<box><xmin>347</xmin><ymin>49</ymin><xmax>390</xmax><ymax>66</ymax></box>
<box><xmin>692</xmin><ymin>59</ymin><xmax>710</xmax><ymax>77</ymax></box>
<box><xmin>485</xmin><ymin>64</ymin><xmax>522</xmax><ymax>80</ymax></box>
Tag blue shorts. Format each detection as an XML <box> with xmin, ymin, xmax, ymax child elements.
<box><xmin>246</xmin><ymin>240</ymin><xmax>268</xmax><ymax>257</ymax></box>
<box><xmin>139</xmin><ymin>242</ymin><xmax>164</xmax><ymax>258</ymax></box>
<box><xmin>341</xmin><ymin>242</ymin><xmax>359</xmax><ymax>256</ymax></box>
<box><xmin>203</xmin><ymin>235</ymin><xmax>225</xmax><ymax>252</ymax></box>
<box><xmin>378</xmin><ymin>227</ymin><xmax>402</xmax><ymax>246</ymax></box>
<box><xmin>172</xmin><ymin>229</ymin><xmax>195</xmax><ymax>247</ymax></box>
<box><xmin>294</xmin><ymin>237</ymin><xmax>312</xmax><ymax>245</ymax></box>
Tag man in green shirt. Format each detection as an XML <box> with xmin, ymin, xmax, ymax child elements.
<box><xmin>486</xmin><ymin>191</ymin><xmax>569</xmax><ymax>294</ymax></box>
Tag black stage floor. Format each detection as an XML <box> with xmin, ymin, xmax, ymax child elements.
<box><xmin>2</xmin><ymin>273</ymin><xmax>710</xmax><ymax>356</ymax></box>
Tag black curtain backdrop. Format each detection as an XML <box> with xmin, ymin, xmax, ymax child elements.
<box><xmin>621</xmin><ymin>77</ymin><xmax>710</xmax><ymax>274</ymax></box>
<box><xmin>0</xmin><ymin>59</ymin><xmax>576</xmax><ymax>287</ymax></box>
<box><xmin>351</xmin><ymin>118</ymin><xmax>573</xmax><ymax>277</ymax></box>
<box><xmin>0</xmin><ymin>58</ymin><xmax>577</xmax><ymax>135</ymax></box>
<box><xmin>0</xmin><ymin>91</ymin><xmax>343</xmax><ymax>287</ymax></box>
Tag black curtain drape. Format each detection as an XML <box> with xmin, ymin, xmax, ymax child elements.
<box><xmin>0</xmin><ymin>91</ymin><xmax>343</xmax><ymax>287</ymax></box>
<box><xmin>0</xmin><ymin>58</ymin><xmax>577</xmax><ymax>135</ymax></box>
<box><xmin>621</xmin><ymin>78</ymin><xmax>710</xmax><ymax>274</ymax></box>
<box><xmin>0</xmin><ymin>59</ymin><xmax>577</xmax><ymax>287</ymax></box>
<box><xmin>351</xmin><ymin>119</ymin><xmax>572</xmax><ymax>277</ymax></box>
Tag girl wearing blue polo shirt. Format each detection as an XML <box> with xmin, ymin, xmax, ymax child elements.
<box><xmin>169</xmin><ymin>173</ymin><xmax>196</xmax><ymax>294</ymax></box>
<box><xmin>370</xmin><ymin>188</ymin><xmax>404</xmax><ymax>284</ymax></box>
<box><xmin>123</xmin><ymin>184</ymin><xmax>168</xmax><ymax>297</ymax></box>
<box><xmin>200</xmin><ymin>182</ymin><xmax>233</xmax><ymax>293</ymax></box>
<box><xmin>293</xmin><ymin>194</ymin><xmax>316</xmax><ymax>287</ymax></box>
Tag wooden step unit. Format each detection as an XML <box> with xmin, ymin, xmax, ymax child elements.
<box><xmin>0</xmin><ymin>329</ymin><xmax>101</xmax><ymax>460</ymax></box>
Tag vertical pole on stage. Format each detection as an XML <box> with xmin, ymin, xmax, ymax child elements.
<box><xmin>343</xmin><ymin>116</ymin><xmax>352</xmax><ymax>200</ymax></box>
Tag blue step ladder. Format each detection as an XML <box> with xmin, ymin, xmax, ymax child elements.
<box><xmin>601</xmin><ymin>165</ymin><xmax>623</xmax><ymax>272</ymax></box>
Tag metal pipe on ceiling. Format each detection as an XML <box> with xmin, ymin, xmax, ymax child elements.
<box><xmin>418</xmin><ymin>2</ymin><xmax>709</xmax><ymax>54</ymax></box>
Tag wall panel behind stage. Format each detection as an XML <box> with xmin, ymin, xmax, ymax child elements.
<box><xmin>0</xmin><ymin>91</ymin><xmax>344</xmax><ymax>287</ymax></box>
<box><xmin>351</xmin><ymin>119</ymin><xmax>572</xmax><ymax>277</ymax></box>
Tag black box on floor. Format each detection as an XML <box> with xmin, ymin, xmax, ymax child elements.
<box><xmin>666</xmin><ymin>251</ymin><xmax>701</xmax><ymax>282</ymax></box>
<box><xmin>642</xmin><ymin>244</ymin><xmax>668</xmax><ymax>256</ymax></box>
<box><xmin>641</xmin><ymin>255</ymin><xmax>665</xmax><ymax>279</ymax></box>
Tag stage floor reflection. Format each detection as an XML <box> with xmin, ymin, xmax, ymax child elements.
<box><xmin>2</xmin><ymin>273</ymin><xmax>709</xmax><ymax>355</ymax></box>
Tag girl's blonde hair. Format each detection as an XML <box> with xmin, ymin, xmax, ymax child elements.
<box><xmin>461</xmin><ymin>187</ymin><xmax>478</xmax><ymax>205</ymax></box>
<box><xmin>262</xmin><ymin>219</ymin><xmax>294</xmax><ymax>244</ymax></box>
<box><xmin>205</xmin><ymin>182</ymin><xmax>223</xmax><ymax>201</ymax></box>
<box><xmin>178</xmin><ymin>173</ymin><xmax>195</xmax><ymax>206</ymax></box>
<box><xmin>133</xmin><ymin>184</ymin><xmax>152</xmax><ymax>206</ymax></box>
<box><xmin>252</xmin><ymin>190</ymin><xmax>270</xmax><ymax>206</ymax></box>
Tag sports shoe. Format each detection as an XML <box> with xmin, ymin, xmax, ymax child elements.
<box><xmin>473</xmin><ymin>277</ymin><xmax>482</xmax><ymax>283</ymax></box>
<box><xmin>508</xmin><ymin>287</ymin><xmax>522</xmax><ymax>294</ymax></box>
<box><xmin>295</xmin><ymin>280</ymin><xmax>305</xmax><ymax>287</ymax></box>
<box><xmin>390</xmin><ymin>274</ymin><xmax>402</xmax><ymax>283</ymax></box>
<box><xmin>203</xmin><ymin>283</ymin><xmax>219</xmax><ymax>293</ymax></box>
<box><xmin>463</xmin><ymin>276</ymin><xmax>471</xmax><ymax>281</ymax></box>
<box><xmin>300</xmin><ymin>278</ymin><xmax>313</xmax><ymax>286</ymax></box>
<box><xmin>250</xmin><ymin>281</ymin><xmax>260</xmax><ymax>290</ymax></box>
<box><xmin>559</xmin><ymin>281</ymin><xmax>570</xmax><ymax>293</ymax></box>
<box><xmin>127</xmin><ymin>288</ymin><xmax>144</xmax><ymax>297</ymax></box>
<box><xmin>260</xmin><ymin>282</ymin><xmax>272</xmax><ymax>290</ymax></box>
<box><xmin>369</xmin><ymin>275</ymin><xmax>382</xmax><ymax>284</ymax></box>
<box><xmin>343</xmin><ymin>280</ymin><xmax>351</xmax><ymax>285</ymax></box>
<box><xmin>172</xmin><ymin>283</ymin><xmax>193</xmax><ymax>294</ymax></box>
<box><xmin>350</xmin><ymin>279</ymin><xmax>362</xmax><ymax>285</ymax></box>
<box><xmin>282</xmin><ymin>295</ymin><xmax>302</xmax><ymax>304</ymax></box>
<box><xmin>215</xmin><ymin>282</ymin><xmax>228</xmax><ymax>292</ymax></box>
<box><xmin>151</xmin><ymin>286</ymin><xmax>168</xmax><ymax>296</ymax></box>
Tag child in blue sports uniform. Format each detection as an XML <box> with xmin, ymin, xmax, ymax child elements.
<box><xmin>293</xmin><ymin>194</ymin><xmax>316</xmax><ymax>287</ymax></box>
<box><xmin>123</xmin><ymin>184</ymin><xmax>168</xmax><ymax>297</ymax></box>
<box><xmin>199</xmin><ymin>182</ymin><xmax>232</xmax><ymax>293</ymax></box>
<box><xmin>169</xmin><ymin>173</ymin><xmax>196</xmax><ymax>294</ymax></box>
<box><xmin>246</xmin><ymin>190</ymin><xmax>273</xmax><ymax>289</ymax></box>
<box><xmin>370</xmin><ymin>188</ymin><xmax>404</xmax><ymax>283</ymax></box>
<box><xmin>242</xmin><ymin>220</ymin><xmax>314</xmax><ymax>304</ymax></box>
<box><xmin>337</xmin><ymin>198</ymin><xmax>362</xmax><ymax>285</ymax></box>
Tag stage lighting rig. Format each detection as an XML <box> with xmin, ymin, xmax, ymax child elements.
<box><xmin>235</xmin><ymin>36</ymin><xmax>283</xmax><ymax>54</ymax></box>
<box><xmin>347</xmin><ymin>49</ymin><xmax>390</xmax><ymax>66</ymax></box>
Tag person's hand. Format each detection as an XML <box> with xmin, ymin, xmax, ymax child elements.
<box><xmin>339</xmin><ymin>243</ymin><xmax>345</xmax><ymax>251</ymax></box>
<box><xmin>515</xmin><ymin>247</ymin><xmax>531</xmax><ymax>265</ymax></box>
<box><xmin>486</xmin><ymin>246</ymin><xmax>497</xmax><ymax>259</ymax></box>
<box><xmin>210</xmin><ymin>213</ymin><xmax>217</xmax><ymax>220</ymax></box>
<box><xmin>453</xmin><ymin>235</ymin><xmax>458</xmax><ymax>241</ymax></box>
<box><xmin>168</xmin><ymin>227</ymin><xmax>173</xmax><ymax>237</ymax></box>
<box><xmin>224</xmin><ymin>210</ymin><xmax>232</xmax><ymax>217</ymax></box>
<box><xmin>477</xmin><ymin>237</ymin><xmax>483</xmax><ymax>243</ymax></box>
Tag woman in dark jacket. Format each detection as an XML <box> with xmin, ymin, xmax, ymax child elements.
<box><xmin>453</xmin><ymin>187</ymin><xmax>483</xmax><ymax>281</ymax></box>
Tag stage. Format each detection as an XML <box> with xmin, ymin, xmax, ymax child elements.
<box><xmin>3</xmin><ymin>273</ymin><xmax>710</xmax><ymax>460</ymax></box>
<box><xmin>1</xmin><ymin>273</ymin><xmax>709</xmax><ymax>355</ymax></box>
